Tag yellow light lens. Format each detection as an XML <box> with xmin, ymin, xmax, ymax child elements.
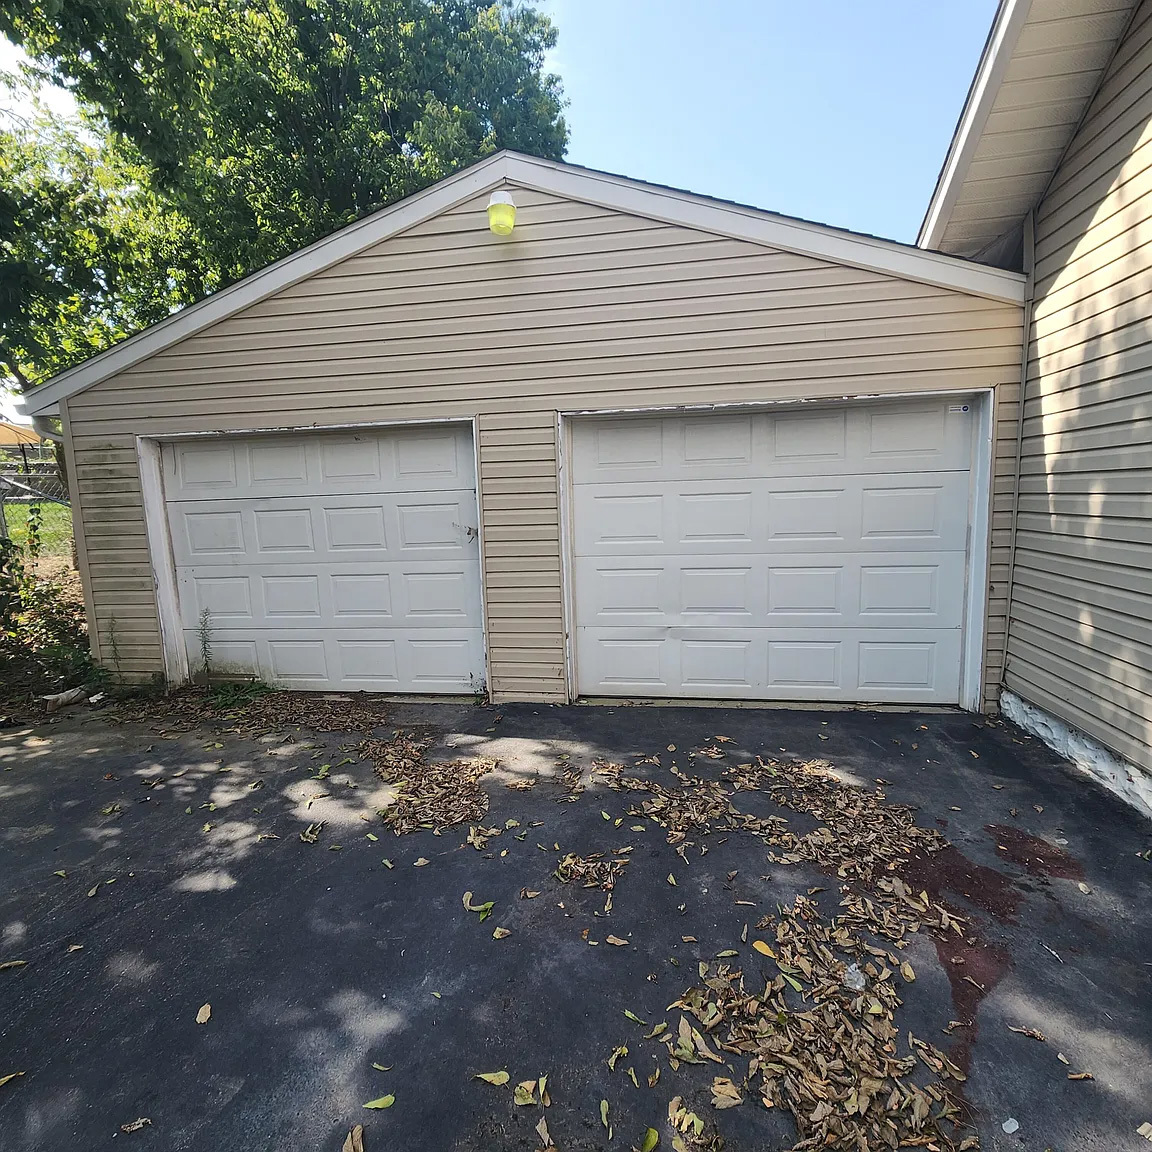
<box><xmin>488</xmin><ymin>201</ymin><xmax>516</xmax><ymax>236</ymax></box>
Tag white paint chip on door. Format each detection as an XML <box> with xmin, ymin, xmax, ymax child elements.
<box><xmin>162</xmin><ymin>425</ymin><xmax>484</xmax><ymax>692</ymax></box>
<box><xmin>570</xmin><ymin>400</ymin><xmax>976</xmax><ymax>703</ymax></box>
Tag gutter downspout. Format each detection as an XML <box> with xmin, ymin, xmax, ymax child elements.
<box><xmin>31</xmin><ymin>414</ymin><xmax>62</xmax><ymax>443</ymax></box>
<box><xmin>999</xmin><ymin>208</ymin><xmax>1035</xmax><ymax>695</ymax></box>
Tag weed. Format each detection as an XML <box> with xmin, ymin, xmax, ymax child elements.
<box><xmin>197</xmin><ymin>607</ymin><xmax>212</xmax><ymax>685</ymax></box>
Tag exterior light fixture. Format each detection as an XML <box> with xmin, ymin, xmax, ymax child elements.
<box><xmin>487</xmin><ymin>191</ymin><xmax>516</xmax><ymax>236</ymax></box>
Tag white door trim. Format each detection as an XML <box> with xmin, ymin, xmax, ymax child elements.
<box><xmin>136</xmin><ymin>417</ymin><xmax>485</xmax><ymax>689</ymax></box>
<box><xmin>959</xmin><ymin>391</ymin><xmax>993</xmax><ymax>711</ymax></box>
<box><xmin>136</xmin><ymin>436</ymin><xmax>190</xmax><ymax>685</ymax></box>
<box><xmin>557</xmin><ymin>389</ymin><xmax>995</xmax><ymax>710</ymax></box>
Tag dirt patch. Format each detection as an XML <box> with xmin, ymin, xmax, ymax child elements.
<box><xmin>985</xmin><ymin>825</ymin><xmax>1083</xmax><ymax>880</ymax></box>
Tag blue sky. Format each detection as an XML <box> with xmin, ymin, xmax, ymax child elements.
<box><xmin>1</xmin><ymin>2</ymin><xmax>998</xmax><ymax>246</ymax></box>
<box><xmin>538</xmin><ymin>0</ymin><xmax>998</xmax><ymax>243</ymax></box>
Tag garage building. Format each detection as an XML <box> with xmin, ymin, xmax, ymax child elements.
<box><xmin>23</xmin><ymin>152</ymin><xmax>1026</xmax><ymax>708</ymax></box>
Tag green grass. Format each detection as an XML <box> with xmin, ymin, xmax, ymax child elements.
<box><xmin>2</xmin><ymin>502</ymin><xmax>75</xmax><ymax>556</ymax></box>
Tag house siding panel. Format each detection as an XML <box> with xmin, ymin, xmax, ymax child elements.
<box><xmin>65</xmin><ymin>187</ymin><xmax>1023</xmax><ymax>705</ymax></box>
<box><xmin>1007</xmin><ymin>0</ymin><xmax>1152</xmax><ymax>770</ymax></box>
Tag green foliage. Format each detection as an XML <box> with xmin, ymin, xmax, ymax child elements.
<box><xmin>209</xmin><ymin>679</ymin><xmax>276</xmax><ymax>709</ymax></box>
<box><xmin>0</xmin><ymin>85</ymin><xmax>202</xmax><ymax>386</ymax></box>
<box><xmin>2</xmin><ymin>501</ymin><xmax>72</xmax><ymax>556</ymax></box>
<box><xmin>1</xmin><ymin>0</ymin><xmax>568</xmax><ymax>387</ymax></box>
<box><xmin>0</xmin><ymin>515</ymin><xmax>92</xmax><ymax>690</ymax></box>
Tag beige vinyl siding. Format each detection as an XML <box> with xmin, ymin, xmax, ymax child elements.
<box><xmin>1008</xmin><ymin>0</ymin><xmax>1152</xmax><ymax>769</ymax></box>
<box><xmin>65</xmin><ymin>185</ymin><xmax>1023</xmax><ymax>704</ymax></box>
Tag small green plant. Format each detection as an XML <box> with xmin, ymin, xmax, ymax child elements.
<box><xmin>470</xmin><ymin>672</ymin><xmax>488</xmax><ymax>707</ymax></box>
<box><xmin>197</xmin><ymin>607</ymin><xmax>213</xmax><ymax>685</ymax></box>
<box><xmin>209</xmin><ymin>680</ymin><xmax>275</xmax><ymax>710</ymax></box>
<box><xmin>107</xmin><ymin>613</ymin><xmax>123</xmax><ymax>677</ymax></box>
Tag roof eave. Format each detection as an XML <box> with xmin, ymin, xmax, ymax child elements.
<box><xmin>917</xmin><ymin>0</ymin><xmax>1032</xmax><ymax>251</ymax></box>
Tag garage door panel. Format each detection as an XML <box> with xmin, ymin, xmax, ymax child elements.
<box><xmin>575</xmin><ymin>627</ymin><xmax>962</xmax><ymax>702</ymax></box>
<box><xmin>570</xmin><ymin>403</ymin><xmax>973</xmax><ymax>485</ymax></box>
<box><xmin>573</xmin><ymin>473</ymin><xmax>971</xmax><ymax>556</ymax></box>
<box><xmin>180</xmin><ymin>627</ymin><xmax>484</xmax><ymax>691</ymax></box>
<box><xmin>574</xmin><ymin>552</ymin><xmax>964</xmax><ymax>630</ymax></box>
<box><xmin>168</xmin><ymin>490</ymin><xmax>478</xmax><ymax>566</ymax></box>
<box><xmin>571</xmin><ymin>399</ymin><xmax>975</xmax><ymax>704</ymax></box>
<box><xmin>164</xmin><ymin>426</ymin><xmax>476</xmax><ymax>501</ymax></box>
<box><xmin>164</xmin><ymin>426</ymin><xmax>483</xmax><ymax>692</ymax></box>
<box><xmin>177</xmin><ymin>559</ymin><xmax>481</xmax><ymax>630</ymax></box>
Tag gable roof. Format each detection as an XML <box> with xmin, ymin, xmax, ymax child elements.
<box><xmin>918</xmin><ymin>0</ymin><xmax>1138</xmax><ymax>261</ymax></box>
<box><xmin>24</xmin><ymin>150</ymin><xmax>1025</xmax><ymax>417</ymax></box>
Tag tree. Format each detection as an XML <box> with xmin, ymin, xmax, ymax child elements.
<box><xmin>2</xmin><ymin>0</ymin><xmax>567</xmax><ymax>292</ymax></box>
<box><xmin>0</xmin><ymin>89</ymin><xmax>201</xmax><ymax>389</ymax></box>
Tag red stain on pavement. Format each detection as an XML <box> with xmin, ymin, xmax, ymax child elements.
<box><xmin>985</xmin><ymin>825</ymin><xmax>1083</xmax><ymax>880</ymax></box>
<box><xmin>899</xmin><ymin>844</ymin><xmax>1021</xmax><ymax>922</ymax></box>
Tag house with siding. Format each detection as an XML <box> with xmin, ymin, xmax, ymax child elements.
<box><xmin>18</xmin><ymin>0</ymin><xmax>1151</xmax><ymax>811</ymax></box>
<box><xmin>919</xmin><ymin>0</ymin><xmax>1152</xmax><ymax>809</ymax></box>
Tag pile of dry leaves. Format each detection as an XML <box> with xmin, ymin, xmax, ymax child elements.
<box><xmin>112</xmin><ymin>687</ymin><xmax>391</xmax><ymax>737</ymax></box>
<box><xmin>668</xmin><ymin>896</ymin><xmax>973</xmax><ymax>1151</ymax></box>
<box><xmin>554</xmin><ymin>849</ymin><xmax>630</xmax><ymax>890</ymax></box>
<box><xmin>359</xmin><ymin>731</ymin><xmax>496</xmax><ymax>835</ymax></box>
<box><xmin>593</xmin><ymin>749</ymin><xmax>978</xmax><ymax>1150</ymax></box>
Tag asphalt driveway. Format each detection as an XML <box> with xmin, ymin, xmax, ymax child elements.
<box><xmin>1</xmin><ymin>698</ymin><xmax>1150</xmax><ymax>1151</ymax></box>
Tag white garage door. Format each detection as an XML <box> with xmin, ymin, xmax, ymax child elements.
<box><xmin>162</xmin><ymin>425</ymin><xmax>485</xmax><ymax>692</ymax></box>
<box><xmin>571</xmin><ymin>399</ymin><xmax>977</xmax><ymax>703</ymax></box>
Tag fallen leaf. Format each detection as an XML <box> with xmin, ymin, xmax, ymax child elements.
<box><xmin>462</xmin><ymin>891</ymin><xmax>495</xmax><ymax>915</ymax></box>
<box><xmin>627</xmin><ymin>1067</ymin><xmax>640</xmax><ymax>1088</ymax></box>
<box><xmin>0</xmin><ymin>1072</ymin><xmax>25</xmax><ymax>1089</ymax></box>
<box><xmin>1008</xmin><ymin>1025</ymin><xmax>1046</xmax><ymax>1042</ymax></box>
<box><xmin>342</xmin><ymin>1124</ymin><xmax>364</xmax><ymax>1152</ymax></box>
<box><xmin>624</xmin><ymin>1009</ymin><xmax>647</xmax><ymax>1024</ymax></box>
<box><xmin>366</xmin><ymin>833</ymin><xmax>378</xmax><ymax>842</ymax></box>
<box><xmin>520</xmin><ymin>888</ymin><xmax>541</xmax><ymax>899</ymax></box>
<box><xmin>1058</xmin><ymin>1052</ymin><xmax>1070</xmax><ymax>1064</ymax></box>
<box><xmin>66</xmin><ymin>944</ymin><xmax>83</xmax><ymax>952</ymax></box>
<box><xmin>538</xmin><ymin>1074</ymin><xmax>550</xmax><ymax>1106</ymax></box>
<box><xmin>362</xmin><ymin>1095</ymin><xmax>395</xmax><ymax>1109</ymax></box>
<box><xmin>1137</xmin><ymin>1121</ymin><xmax>1152</xmax><ymax>1141</ymax></box>
<box><xmin>492</xmin><ymin>926</ymin><xmax>511</xmax><ymax>939</ymax></box>
<box><xmin>606</xmin><ymin>935</ymin><xmax>629</xmax><ymax>946</ymax></box>
<box><xmin>52</xmin><ymin>870</ymin><xmax>66</xmax><ymax>878</ymax></box>
<box><xmin>87</xmin><ymin>886</ymin><xmax>99</xmax><ymax>898</ymax></box>
<box><xmin>752</xmin><ymin>940</ymin><xmax>775</xmax><ymax>958</ymax></box>
<box><xmin>536</xmin><ymin>1116</ymin><xmax>553</xmax><ymax>1148</ymax></box>
<box><xmin>119</xmin><ymin>1117</ymin><xmax>152</xmax><ymax>1134</ymax></box>
<box><xmin>900</xmin><ymin>962</ymin><xmax>916</xmax><ymax>983</ymax></box>
<box><xmin>641</xmin><ymin>1127</ymin><xmax>659</xmax><ymax>1151</ymax></box>
<box><xmin>381</xmin><ymin>859</ymin><xmax>394</xmax><ymax>869</ymax></box>
<box><xmin>1068</xmin><ymin>1071</ymin><xmax>1094</xmax><ymax>1081</ymax></box>
<box><xmin>667</xmin><ymin>873</ymin><xmax>677</xmax><ymax>886</ymax></box>
<box><xmin>681</xmin><ymin>936</ymin><xmax>697</xmax><ymax>943</ymax></box>
<box><xmin>514</xmin><ymin>1080</ymin><xmax>537</xmax><ymax>1106</ymax></box>
<box><xmin>474</xmin><ymin>1071</ymin><xmax>510</xmax><ymax>1085</ymax></box>
<box><xmin>600</xmin><ymin>1098</ymin><xmax>610</xmax><ymax>1129</ymax></box>
<box><xmin>667</xmin><ymin>745</ymin><xmax>676</xmax><ymax>752</ymax></box>
<box><xmin>0</xmin><ymin>961</ymin><xmax>27</xmax><ymax>972</ymax></box>
<box><xmin>196</xmin><ymin>1003</ymin><xmax>211</xmax><ymax>1025</ymax></box>
<box><xmin>371</xmin><ymin>1062</ymin><xmax>393</xmax><ymax>1071</ymax></box>
<box><xmin>413</xmin><ymin>857</ymin><xmax>429</xmax><ymax>867</ymax></box>
<box><xmin>432</xmin><ymin>991</ymin><xmax>442</xmax><ymax>998</ymax></box>
<box><xmin>715</xmin><ymin>949</ymin><xmax>738</xmax><ymax>958</ymax></box>
<box><xmin>1078</xmin><ymin>882</ymin><xmax>1091</xmax><ymax>894</ymax></box>
<box><xmin>608</xmin><ymin>1045</ymin><xmax>628</xmax><ymax>1071</ymax></box>
<box><xmin>710</xmin><ymin>1076</ymin><xmax>743</xmax><ymax>1109</ymax></box>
